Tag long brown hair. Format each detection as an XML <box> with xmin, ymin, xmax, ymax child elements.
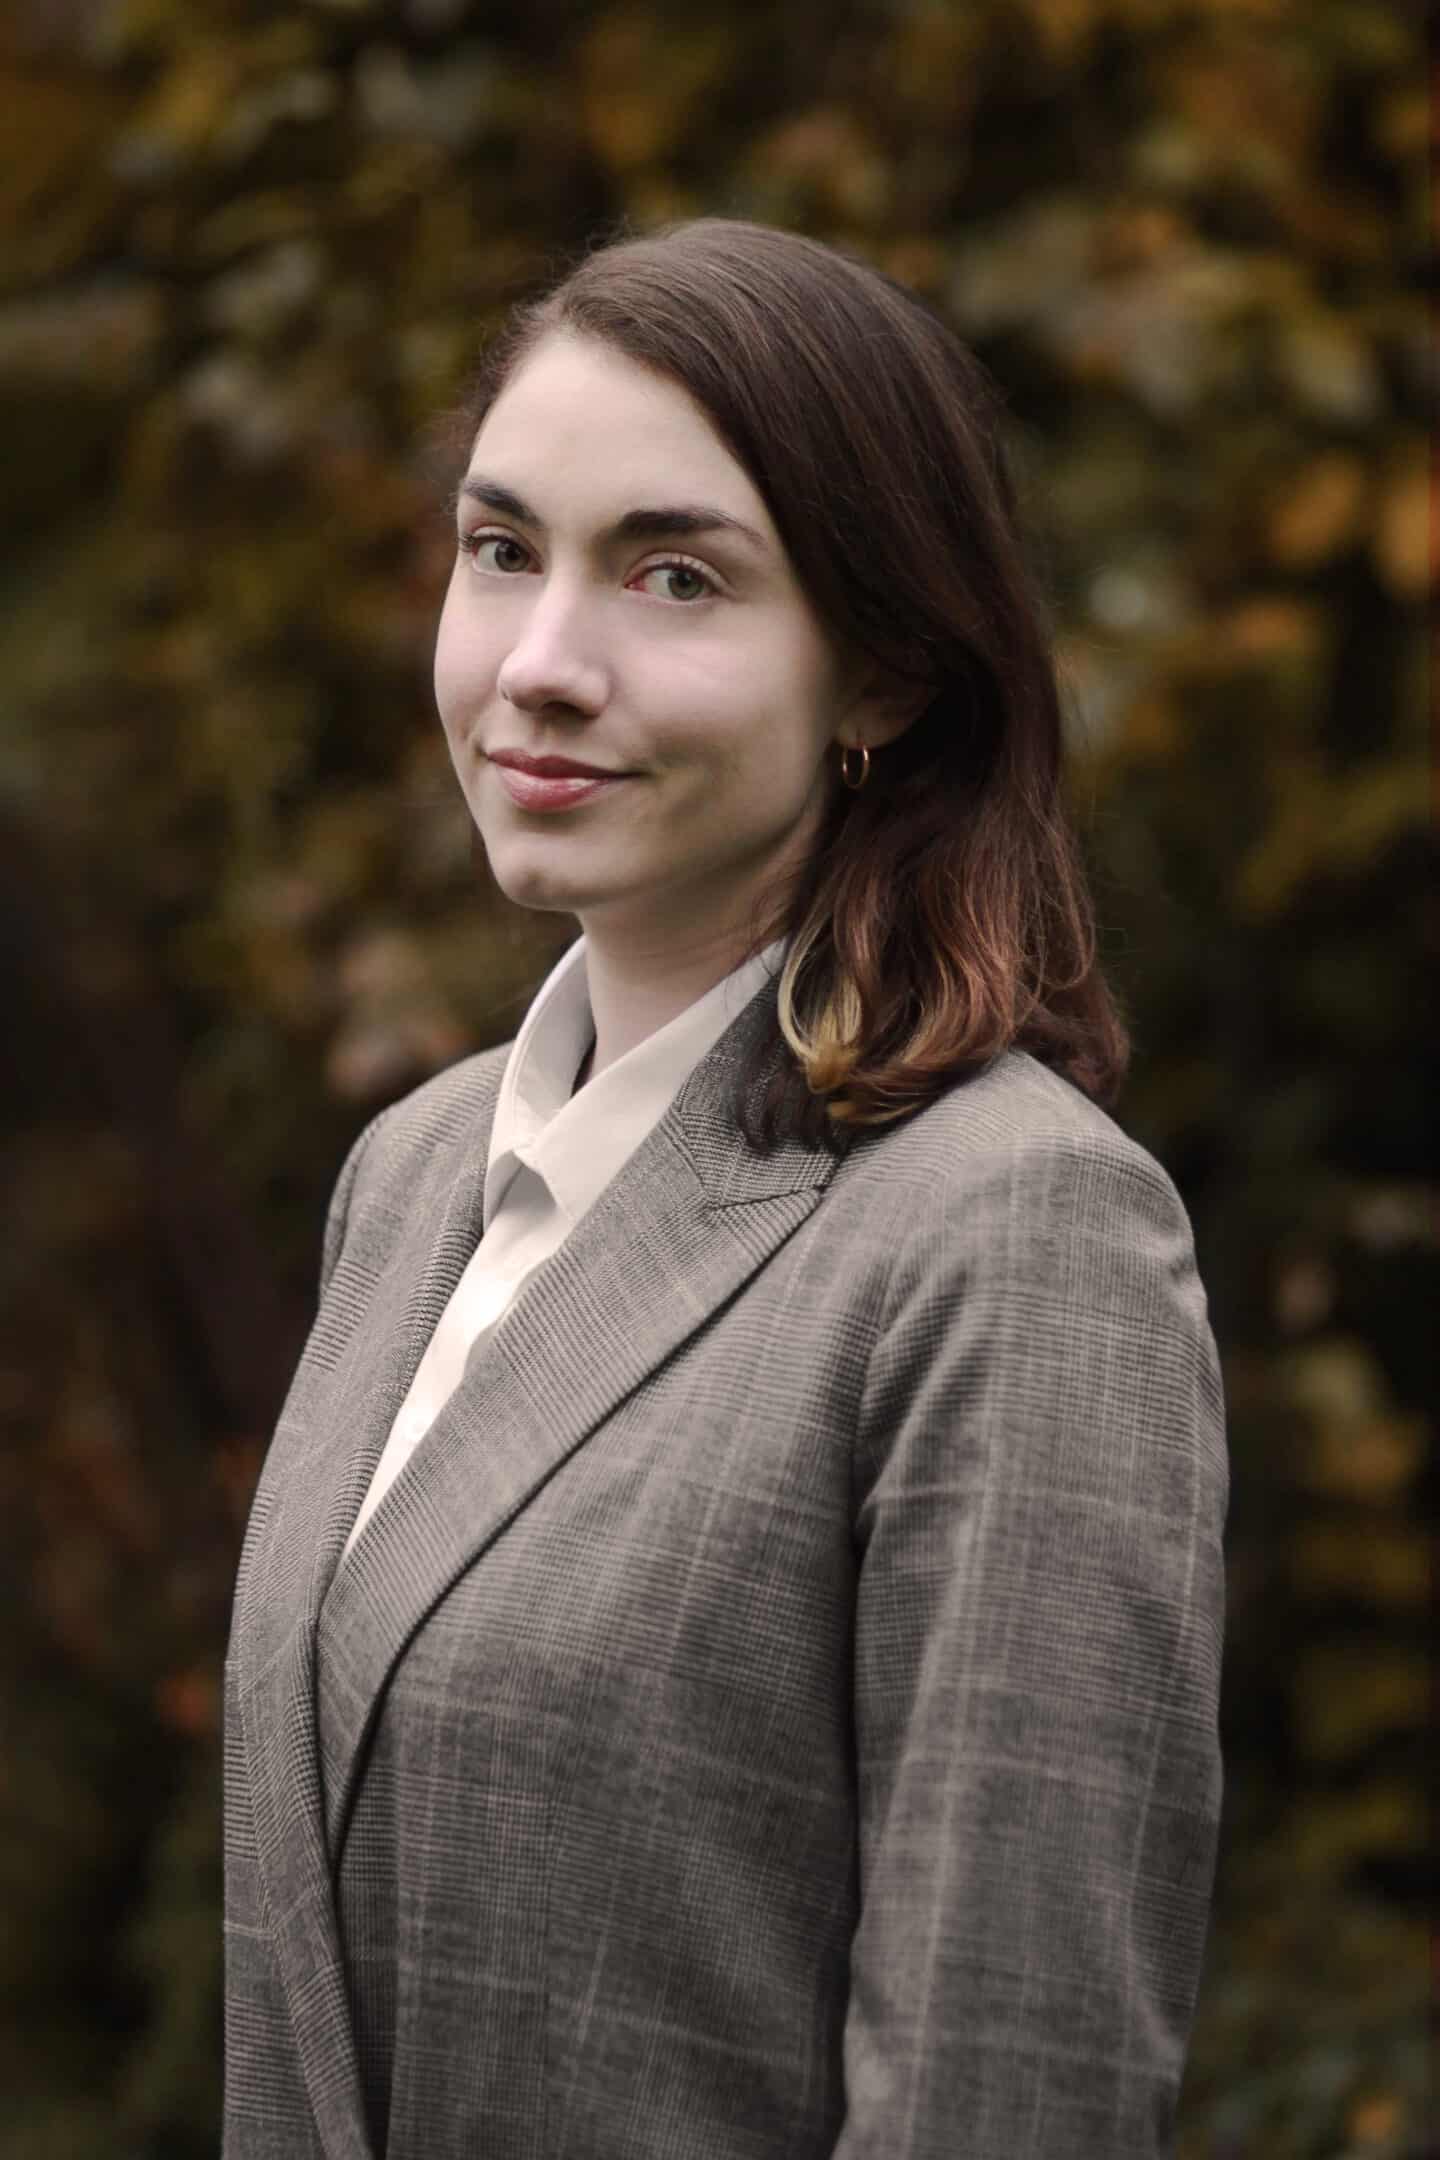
<box><xmin>454</xmin><ymin>218</ymin><xmax>1129</xmax><ymax>1151</ymax></box>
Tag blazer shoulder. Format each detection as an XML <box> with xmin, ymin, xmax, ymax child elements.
<box><xmin>835</xmin><ymin>1050</ymin><xmax>1207</xmax><ymax>1325</ymax></box>
<box><xmin>852</xmin><ymin>1047</ymin><xmax>1178</xmax><ymax>1198</ymax></box>
<box><xmin>846</xmin><ymin>1049</ymin><xmax>1225</xmax><ymax>1467</ymax></box>
<box><xmin>360</xmin><ymin>1039</ymin><xmax>513</xmax><ymax>1172</ymax></box>
<box><xmin>318</xmin><ymin>1040</ymin><xmax>512</xmax><ymax>1296</ymax></box>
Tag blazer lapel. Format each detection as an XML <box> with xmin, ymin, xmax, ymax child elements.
<box><xmin>314</xmin><ymin>979</ymin><xmax>843</xmax><ymax>1861</ymax></box>
<box><xmin>233</xmin><ymin>1052</ymin><xmax>505</xmax><ymax>2160</ymax></box>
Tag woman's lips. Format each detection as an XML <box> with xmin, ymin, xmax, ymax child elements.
<box><xmin>492</xmin><ymin>763</ymin><xmax>631</xmax><ymax>813</ymax></box>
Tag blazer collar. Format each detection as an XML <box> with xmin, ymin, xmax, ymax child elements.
<box><xmin>233</xmin><ymin>973</ymin><xmax>841</xmax><ymax>2160</ymax></box>
<box><xmin>484</xmin><ymin>931</ymin><xmax>788</xmax><ymax>1231</ymax></box>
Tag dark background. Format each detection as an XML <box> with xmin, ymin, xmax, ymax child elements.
<box><xmin>0</xmin><ymin>0</ymin><xmax>1429</xmax><ymax>2153</ymax></box>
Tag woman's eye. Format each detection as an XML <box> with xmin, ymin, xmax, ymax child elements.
<box><xmin>456</xmin><ymin>535</ymin><xmax>713</xmax><ymax>602</ymax></box>
<box><xmin>631</xmin><ymin>560</ymin><xmax>715</xmax><ymax>603</ymax></box>
<box><xmin>459</xmin><ymin>532</ymin><xmax>530</xmax><ymax>574</ymax></box>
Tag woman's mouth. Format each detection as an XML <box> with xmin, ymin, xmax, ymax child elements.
<box><xmin>492</xmin><ymin>764</ymin><xmax>633</xmax><ymax>813</ymax></box>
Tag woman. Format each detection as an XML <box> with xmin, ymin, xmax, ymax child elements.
<box><xmin>224</xmin><ymin>219</ymin><xmax>1227</xmax><ymax>2160</ymax></box>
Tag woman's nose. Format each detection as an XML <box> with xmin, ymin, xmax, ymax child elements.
<box><xmin>496</xmin><ymin>588</ymin><xmax>609</xmax><ymax>716</ymax></box>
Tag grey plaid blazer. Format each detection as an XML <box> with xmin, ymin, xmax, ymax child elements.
<box><xmin>223</xmin><ymin>976</ymin><xmax>1227</xmax><ymax>2160</ymax></box>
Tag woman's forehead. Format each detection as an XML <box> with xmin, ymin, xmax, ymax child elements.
<box><xmin>469</xmin><ymin>333</ymin><xmax>774</xmax><ymax>536</ymax></box>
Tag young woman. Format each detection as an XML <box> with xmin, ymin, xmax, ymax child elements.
<box><xmin>223</xmin><ymin>218</ymin><xmax>1227</xmax><ymax>2160</ymax></box>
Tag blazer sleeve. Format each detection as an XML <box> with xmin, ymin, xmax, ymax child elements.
<box><xmin>836</xmin><ymin>1129</ymin><xmax>1228</xmax><ymax>2159</ymax></box>
<box><xmin>317</xmin><ymin>1106</ymin><xmax>391</xmax><ymax>1300</ymax></box>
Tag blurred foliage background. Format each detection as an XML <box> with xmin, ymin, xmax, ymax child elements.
<box><xmin>0</xmin><ymin>0</ymin><xmax>1430</xmax><ymax>2153</ymax></box>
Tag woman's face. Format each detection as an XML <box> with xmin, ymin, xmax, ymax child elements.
<box><xmin>434</xmin><ymin>332</ymin><xmax>863</xmax><ymax>956</ymax></box>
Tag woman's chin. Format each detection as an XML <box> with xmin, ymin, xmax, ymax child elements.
<box><xmin>485</xmin><ymin>847</ymin><xmax>609</xmax><ymax>916</ymax></box>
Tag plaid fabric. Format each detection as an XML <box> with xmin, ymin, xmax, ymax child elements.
<box><xmin>223</xmin><ymin>979</ymin><xmax>1227</xmax><ymax>2159</ymax></box>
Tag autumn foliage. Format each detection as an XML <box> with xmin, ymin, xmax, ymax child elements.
<box><xmin>0</xmin><ymin>0</ymin><xmax>1428</xmax><ymax>2153</ymax></box>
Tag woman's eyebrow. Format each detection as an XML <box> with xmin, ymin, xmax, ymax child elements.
<box><xmin>456</xmin><ymin>473</ymin><xmax>769</xmax><ymax>555</ymax></box>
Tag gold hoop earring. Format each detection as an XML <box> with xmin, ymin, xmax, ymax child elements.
<box><xmin>838</xmin><ymin>740</ymin><xmax>870</xmax><ymax>791</ymax></box>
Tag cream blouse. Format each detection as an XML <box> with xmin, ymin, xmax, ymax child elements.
<box><xmin>341</xmin><ymin>933</ymin><xmax>787</xmax><ymax>1558</ymax></box>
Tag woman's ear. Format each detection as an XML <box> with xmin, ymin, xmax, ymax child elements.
<box><xmin>843</xmin><ymin>665</ymin><xmax>936</xmax><ymax>751</ymax></box>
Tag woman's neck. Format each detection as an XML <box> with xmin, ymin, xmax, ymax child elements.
<box><xmin>570</xmin><ymin>1037</ymin><xmax>595</xmax><ymax>1096</ymax></box>
<box><xmin>577</xmin><ymin>917</ymin><xmax>756</xmax><ymax>1082</ymax></box>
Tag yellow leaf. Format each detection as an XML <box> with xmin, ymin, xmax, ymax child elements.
<box><xmin>1373</xmin><ymin>449</ymin><xmax>1431</xmax><ymax>596</ymax></box>
<box><xmin>1376</xmin><ymin>85</ymin><xmax>1428</xmax><ymax>159</ymax></box>
<box><xmin>1266</xmin><ymin>453</ymin><xmax>1369</xmax><ymax>566</ymax></box>
<box><xmin>749</xmin><ymin>109</ymin><xmax>893</xmax><ymax>222</ymax></box>
<box><xmin>1021</xmin><ymin>0</ymin><xmax>1099</xmax><ymax>64</ymax></box>
<box><xmin>1279</xmin><ymin>311</ymin><xmax>1382</xmax><ymax>423</ymax></box>
<box><xmin>1120</xmin><ymin>689</ymin><xmax>1182</xmax><ymax>759</ymax></box>
<box><xmin>579</xmin><ymin>14</ymin><xmax>733</xmax><ymax>174</ymax></box>
<box><xmin>1349</xmin><ymin>2093</ymin><xmax>1405</xmax><ymax>2145</ymax></box>
<box><xmin>1311</xmin><ymin>1411</ymin><xmax>1426</xmax><ymax>1503</ymax></box>
<box><xmin>129</xmin><ymin>43</ymin><xmax>237</xmax><ymax>158</ymax></box>
<box><xmin>1282</xmin><ymin>1338</ymin><xmax>1425</xmax><ymax>1500</ymax></box>
<box><xmin>878</xmin><ymin>237</ymin><xmax>950</xmax><ymax>296</ymax></box>
<box><xmin>1235</xmin><ymin>759</ymin><xmax>1427</xmax><ymax>917</ymax></box>
<box><xmin>1214</xmin><ymin>597</ymin><xmax>1322</xmax><ymax>661</ymax></box>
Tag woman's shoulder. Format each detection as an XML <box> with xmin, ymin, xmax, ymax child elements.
<box><xmin>378</xmin><ymin>1039</ymin><xmax>513</xmax><ymax>1143</ymax></box>
<box><xmin>328</xmin><ymin>1040</ymin><xmax>514</xmax><ymax>1205</ymax></box>
<box><xmin>838</xmin><ymin>1047</ymin><xmax>1195</xmax><ymax>1256</ymax></box>
<box><xmin>862</xmin><ymin>1047</ymin><xmax>1168</xmax><ymax>1178</ymax></box>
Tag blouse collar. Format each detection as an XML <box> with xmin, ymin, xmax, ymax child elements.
<box><xmin>484</xmin><ymin>933</ymin><xmax>788</xmax><ymax>1232</ymax></box>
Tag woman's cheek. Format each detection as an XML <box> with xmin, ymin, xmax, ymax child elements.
<box><xmin>433</xmin><ymin>596</ymin><xmax>493</xmax><ymax>722</ymax></box>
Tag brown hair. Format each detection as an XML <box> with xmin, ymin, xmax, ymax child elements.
<box><xmin>454</xmin><ymin>218</ymin><xmax>1129</xmax><ymax>1151</ymax></box>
